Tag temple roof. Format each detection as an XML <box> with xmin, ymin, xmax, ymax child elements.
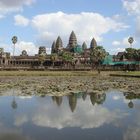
<box><xmin>68</xmin><ymin>31</ymin><xmax>77</xmax><ymax>48</ymax></box>
<box><xmin>90</xmin><ymin>38</ymin><xmax>97</xmax><ymax>49</ymax></box>
<box><xmin>51</xmin><ymin>41</ymin><xmax>56</xmax><ymax>53</ymax></box>
<box><xmin>56</xmin><ymin>36</ymin><xmax>63</xmax><ymax>49</ymax></box>
<box><xmin>82</xmin><ymin>42</ymin><xmax>87</xmax><ymax>50</ymax></box>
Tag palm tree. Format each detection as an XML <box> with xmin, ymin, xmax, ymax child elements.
<box><xmin>38</xmin><ymin>53</ymin><xmax>46</xmax><ymax>67</ymax></box>
<box><xmin>50</xmin><ymin>53</ymin><xmax>58</xmax><ymax>67</ymax></box>
<box><xmin>90</xmin><ymin>46</ymin><xmax>107</xmax><ymax>73</ymax></box>
<box><xmin>12</xmin><ymin>36</ymin><xmax>18</xmax><ymax>66</ymax></box>
<box><xmin>61</xmin><ymin>52</ymin><xmax>74</xmax><ymax>68</ymax></box>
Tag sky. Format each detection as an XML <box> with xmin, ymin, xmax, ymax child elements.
<box><xmin>0</xmin><ymin>0</ymin><xmax>140</xmax><ymax>55</ymax></box>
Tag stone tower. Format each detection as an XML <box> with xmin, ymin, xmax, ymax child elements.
<box><xmin>38</xmin><ymin>46</ymin><xmax>46</xmax><ymax>55</ymax></box>
<box><xmin>55</xmin><ymin>36</ymin><xmax>63</xmax><ymax>53</ymax></box>
<box><xmin>68</xmin><ymin>31</ymin><xmax>77</xmax><ymax>50</ymax></box>
<box><xmin>90</xmin><ymin>38</ymin><xmax>97</xmax><ymax>49</ymax></box>
<box><xmin>51</xmin><ymin>41</ymin><xmax>56</xmax><ymax>54</ymax></box>
<box><xmin>82</xmin><ymin>42</ymin><xmax>87</xmax><ymax>50</ymax></box>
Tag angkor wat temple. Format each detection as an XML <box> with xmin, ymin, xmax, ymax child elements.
<box><xmin>0</xmin><ymin>31</ymin><xmax>98</xmax><ymax>70</ymax></box>
<box><xmin>0</xmin><ymin>31</ymin><xmax>139</xmax><ymax>70</ymax></box>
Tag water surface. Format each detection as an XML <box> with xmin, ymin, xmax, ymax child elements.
<box><xmin>0</xmin><ymin>90</ymin><xmax>140</xmax><ymax>140</ymax></box>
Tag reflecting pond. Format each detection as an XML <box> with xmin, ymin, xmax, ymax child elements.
<box><xmin>0</xmin><ymin>90</ymin><xmax>140</xmax><ymax>140</ymax></box>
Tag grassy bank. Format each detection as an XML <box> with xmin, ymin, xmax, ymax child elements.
<box><xmin>0</xmin><ymin>70</ymin><xmax>99</xmax><ymax>76</ymax></box>
<box><xmin>110</xmin><ymin>71</ymin><xmax>140</xmax><ymax>78</ymax></box>
<box><xmin>1</xmin><ymin>70</ymin><xmax>139</xmax><ymax>77</ymax></box>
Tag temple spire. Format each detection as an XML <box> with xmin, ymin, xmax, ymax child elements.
<box><xmin>51</xmin><ymin>41</ymin><xmax>56</xmax><ymax>54</ymax></box>
<box><xmin>82</xmin><ymin>42</ymin><xmax>87</xmax><ymax>50</ymax></box>
<box><xmin>68</xmin><ymin>31</ymin><xmax>77</xmax><ymax>50</ymax></box>
<box><xmin>55</xmin><ymin>36</ymin><xmax>63</xmax><ymax>53</ymax></box>
<box><xmin>90</xmin><ymin>37</ymin><xmax>97</xmax><ymax>49</ymax></box>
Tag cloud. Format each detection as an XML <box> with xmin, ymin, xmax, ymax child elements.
<box><xmin>0</xmin><ymin>123</ymin><xmax>32</xmax><ymax>140</ymax></box>
<box><xmin>123</xmin><ymin>112</ymin><xmax>140</xmax><ymax>140</ymax></box>
<box><xmin>123</xmin><ymin>0</ymin><xmax>140</xmax><ymax>15</ymax></box>
<box><xmin>15</xmin><ymin>41</ymin><xmax>38</xmax><ymax>55</ymax></box>
<box><xmin>0</xmin><ymin>0</ymin><xmax>35</xmax><ymax>15</ymax></box>
<box><xmin>112</xmin><ymin>41</ymin><xmax>121</xmax><ymax>46</ymax></box>
<box><xmin>14</xmin><ymin>115</ymin><xmax>28</xmax><ymax>127</ymax></box>
<box><xmin>32</xmin><ymin>97</ymin><xmax>126</xmax><ymax>129</ymax></box>
<box><xmin>112</xmin><ymin>37</ymin><xmax>131</xmax><ymax>47</ymax></box>
<box><xmin>31</xmin><ymin>11</ymin><xmax>128</xmax><ymax>48</ymax></box>
<box><xmin>111</xmin><ymin>37</ymin><xmax>132</xmax><ymax>54</ymax></box>
<box><xmin>14</xmin><ymin>14</ymin><xmax>29</xmax><ymax>26</ymax></box>
<box><xmin>123</xmin><ymin>0</ymin><xmax>140</xmax><ymax>38</ymax></box>
<box><xmin>136</xmin><ymin>16</ymin><xmax>140</xmax><ymax>36</ymax></box>
<box><xmin>0</xmin><ymin>41</ymin><xmax>51</xmax><ymax>55</ymax></box>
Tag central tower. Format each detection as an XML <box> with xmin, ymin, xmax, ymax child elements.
<box><xmin>67</xmin><ymin>31</ymin><xmax>77</xmax><ymax>51</ymax></box>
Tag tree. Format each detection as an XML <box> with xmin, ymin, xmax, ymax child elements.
<box><xmin>50</xmin><ymin>53</ymin><xmax>58</xmax><ymax>67</ymax></box>
<box><xmin>61</xmin><ymin>52</ymin><xmax>74</xmax><ymax>68</ymax></box>
<box><xmin>38</xmin><ymin>53</ymin><xmax>46</xmax><ymax>67</ymax></box>
<box><xmin>125</xmin><ymin>48</ymin><xmax>136</xmax><ymax>60</ymax></box>
<box><xmin>134</xmin><ymin>49</ymin><xmax>140</xmax><ymax>61</ymax></box>
<box><xmin>12</xmin><ymin>36</ymin><xmax>18</xmax><ymax>57</ymax></box>
<box><xmin>90</xmin><ymin>46</ymin><xmax>108</xmax><ymax>73</ymax></box>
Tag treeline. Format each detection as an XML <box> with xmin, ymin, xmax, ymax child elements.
<box><xmin>125</xmin><ymin>48</ymin><xmax>140</xmax><ymax>61</ymax></box>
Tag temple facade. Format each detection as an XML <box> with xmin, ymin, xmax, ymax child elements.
<box><xmin>0</xmin><ymin>31</ymin><xmax>98</xmax><ymax>69</ymax></box>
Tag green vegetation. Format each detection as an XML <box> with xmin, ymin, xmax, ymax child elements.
<box><xmin>125</xmin><ymin>48</ymin><xmax>140</xmax><ymax>61</ymax></box>
<box><xmin>50</xmin><ymin>53</ymin><xmax>58</xmax><ymax>67</ymax></box>
<box><xmin>90</xmin><ymin>46</ymin><xmax>108</xmax><ymax>72</ymax></box>
<box><xmin>61</xmin><ymin>52</ymin><xmax>74</xmax><ymax>68</ymax></box>
<box><xmin>38</xmin><ymin>53</ymin><xmax>46</xmax><ymax>66</ymax></box>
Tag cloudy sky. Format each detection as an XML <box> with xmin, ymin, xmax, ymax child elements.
<box><xmin>0</xmin><ymin>0</ymin><xmax>139</xmax><ymax>55</ymax></box>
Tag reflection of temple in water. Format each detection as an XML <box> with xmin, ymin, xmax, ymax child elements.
<box><xmin>68</xmin><ymin>94</ymin><xmax>77</xmax><ymax>112</ymax></box>
<box><xmin>11</xmin><ymin>97</ymin><xmax>17</xmax><ymax>109</ymax></box>
<box><xmin>123</xmin><ymin>92</ymin><xmax>140</xmax><ymax>109</ymax></box>
<box><xmin>51</xmin><ymin>96</ymin><xmax>63</xmax><ymax>106</ymax></box>
<box><xmin>11</xmin><ymin>89</ymin><xmax>17</xmax><ymax>109</ymax></box>
<box><xmin>90</xmin><ymin>93</ymin><xmax>106</xmax><ymax>106</ymax></box>
<box><xmin>82</xmin><ymin>92</ymin><xmax>87</xmax><ymax>101</ymax></box>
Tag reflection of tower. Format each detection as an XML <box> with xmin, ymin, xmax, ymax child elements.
<box><xmin>68</xmin><ymin>94</ymin><xmax>77</xmax><ymax>112</ymax></box>
<box><xmin>90</xmin><ymin>93</ymin><xmax>106</xmax><ymax>106</ymax></box>
<box><xmin>82</xmin><ymin>92</ymin><xmax>87</xmax><ymax>101</ymax></box>
<box><xmin>52</xmin><ymin>96</ymin><xmax>63</xmax><ymax>106</ymax></box>
<box><xmin>90</xmin><ymin>93</ymin><xmax>96</xmax><ymax>106</ymax></box>
<box><xmin>96</xmin><ymin>93</ymin><xmax>106</xmax><ymax>105</ymax></box>
<box><xmin>55</xmin><ymin>96</ymin><xmax>63</xmax><ymax>106</ymax></box>
<box><xmin>52</xmin><ymin>96</ymin><xmax>56</xmax><ymax>102</ymax></box>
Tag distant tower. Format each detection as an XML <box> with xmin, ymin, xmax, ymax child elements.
<box><xmin>51</xmin><ymin>41</ymin><xmax>56</xmax><ymax>54</ymax></box>
<box><xmin>90</xmin><ymin>38</ymin><xmax>97</xmax><ymax>49</ymax></box>
<box><xmin>55</xmin><ymin>36</ymin><xmax>63</xmax><ymax>53</ymax></box>
<box><xmin>21</xmin><ymin>50</ymin><xmax>28</xmax><ymax>56</ymax></box>
<box><xmin>38</xmin><ymin>46</ymin><xmax>46</xmax><ymax>55</ymax></box>
<box><xmin>68</xmin><ymin>31</ymin><xmax>77</xmax><ymax>51</ymax></box>
<box><xmin>82</xmin><ymin>42</ymin><xmax>87</xmax><ymax>50</ymax></box>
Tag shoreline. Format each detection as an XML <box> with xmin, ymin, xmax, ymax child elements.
<box><xmin>0</xmin><ymin>73</ymin><xmax>140</xmax><ymax>96</ymax></box>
